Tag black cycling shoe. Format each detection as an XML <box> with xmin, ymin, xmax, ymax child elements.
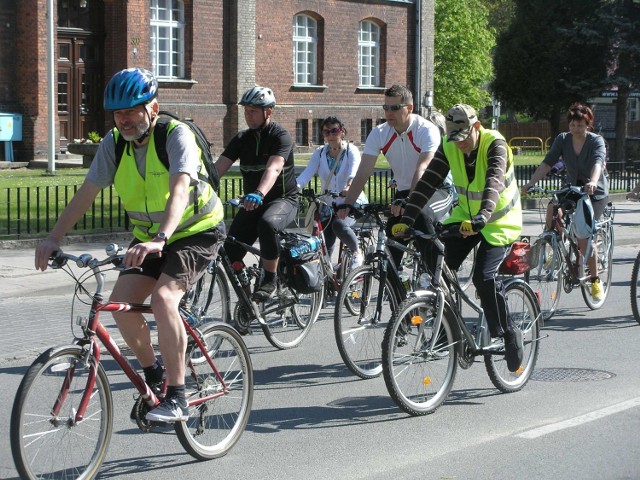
<box><xmin>252</xmin><ymin>279</ymin><xmax>277</xmax><ymax>302</ymax></box>
<box><xmin>503</xmin><ymin>328</ymin><xmax>524</xmax><ymax>372</ymax></box>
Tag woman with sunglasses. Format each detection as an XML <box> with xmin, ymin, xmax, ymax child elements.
<box><xmin>297</xmin><ymin>116</ymin><xmax>368</xmax><ymax>269</ymax></box>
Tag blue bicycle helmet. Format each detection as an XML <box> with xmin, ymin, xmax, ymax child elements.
<box><xmin>104</xmin><ymin>68</ymin><xmax>158</xmax><ymax>111</ymax></box>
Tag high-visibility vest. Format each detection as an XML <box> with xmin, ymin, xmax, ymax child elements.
<box><xmin>443</xmin><ymin>128</ymin><xmax>522</xmax><ymax>246</ymax></box>
<box><xmin>113</xmin><ymin>121</ymin><xmax>223</xmax><ymax>243</ymax></box>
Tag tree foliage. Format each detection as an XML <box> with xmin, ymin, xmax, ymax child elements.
<box><xmin>433</xmin><ymin>0</ymin><xmax>495</xmax><ymax>113</ymax></box>
<box><xmin>491</xmin><ymin>0</ymin><xmax>609</xmax><ymax>136</ymax></box>
<box><xmin>575</xmin><ymin>0</ymin><xmax>640</xmax><ymax>161</ymax></box>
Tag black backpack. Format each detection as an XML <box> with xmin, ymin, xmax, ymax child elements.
<box><xmin>114</xmin><ymin>111</ymin><xmax>220</xmax><ymax>192</ymax></box>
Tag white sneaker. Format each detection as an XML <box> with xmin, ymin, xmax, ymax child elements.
<box><xmin>350</xmin><ymin>252</ymin><xmax>363</xmax><ymax>270</ymax></box>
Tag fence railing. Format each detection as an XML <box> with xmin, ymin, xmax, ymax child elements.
<box><xmin>1</xmin><ymin>167</ymin><xmax>637</xmax><ymax>240</ymax></box>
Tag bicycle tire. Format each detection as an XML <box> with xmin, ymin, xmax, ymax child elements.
<box><xmin>11</xmin><ymin>346</ymin><xmax>113</xmax><ymax>480</ymax></box>
<box><xmin>259</xmin><ymin>282</ymin><xmax>322</xmax><ymax>350</ymax></box>
<box><xmin>382</xmin><ymin>294</ymin><xmax>458</xmax><ymax>416</ymax></box>
<box><xmin>189</xmin><ymin>262</ymin><xmax>230</xmax><ymax>326</ymax></box>
<box><xmin>485</xmin><ymin>281</ymin><xmax>540</xmax><ymax>393</ymax></box>
<box><xmin>334</xmin><ymin>264</ymin><xmax>397</xmax><ymax>379</ymax></box>
<box><xmin>631</xmin><ymin>250</ymin><xmax>640</xmax><ymax>325</ymax></box>
<box><xmin>581</xmin><ymin>226</ymin><xmax>614</xmax><ymax>309</ymax></box>
<box><xmin>176</xmin><ymin>322</ymin><xmax>254</xmax><ymax>460</ymax></box>
<box><xmin>524</xmin><ymin>237</ymin><xmax>562</xmax><ymax>322</ymax></box>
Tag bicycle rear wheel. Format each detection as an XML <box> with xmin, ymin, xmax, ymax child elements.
<box><xmin>176</xmin><ymin>323</ymin><xmax>253</xmax><ymax>460</ymax></box>
<box><xmin>11</xmin><ymin>346</ymin><xmax>113</xmax><ymax>480</ymax></box>
<box><xmin>525</xmin><ymin>237</ymin><xmax>562</xmax><ymax>322</ymax></box>
<box><xmin>581</xmin><ymin>227</ymin><xmax>613</xmax><ymax>309</ymax></box>
<box><xmin>188</xmin><ymin>262</ymin><xmax>230</xmax><ymax>326</ymax></box>
<box><xmin>334</xmin><ymin>264</ymin><xmax>397</xmax><ymax>379</ymax></box>
<box><xmin>382</xmin><ymin>294</ymin><xmax>457</xmax><ymax>416</ymax></box>
<box><xmin>631</xmin><ymin>250</ymin><xmax>640</xmax><ymax>325</ymax></box>
<box><xmin>485</xmin><ymin>281</ymin><xmax>540</xmax><ymax>393</ymax></box>
<box><xmin>260</xmin><ymin>283</ymin><xmax>322</xmax><ymax>349</ymax></box>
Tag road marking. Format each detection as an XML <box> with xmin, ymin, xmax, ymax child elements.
<box><xmin>516</xmin><ymin>397</ymin><xmax>640</xmax><ymax>439</ymax></box>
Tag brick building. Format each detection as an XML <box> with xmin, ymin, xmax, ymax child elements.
<box><xmin>0</xmin><ymin>0</ymin><xmax>435</xmax><ymax>162</ymax></box>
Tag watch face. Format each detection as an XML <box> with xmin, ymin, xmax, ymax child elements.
<box><xmin>155</xmin><ymin>232</ymin><xmax>167</xmax><ymax>240</ymax></box>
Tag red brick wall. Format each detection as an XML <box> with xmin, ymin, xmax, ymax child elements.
<box><xmin>255</xmin><ymin>0</ymin><xmax>415</xmax><ymax>148</ymax></box>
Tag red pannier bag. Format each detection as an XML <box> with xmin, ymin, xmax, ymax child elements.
<box><xmin>498</xmin><ymin>241</ymin><xmax>532</xmax><ymax>275</ymax></box>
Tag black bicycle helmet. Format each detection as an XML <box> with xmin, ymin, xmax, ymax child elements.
<box><xmin>104</xmin><ymin>68</ymin><xmax>158</xmax><ymax>111</ymax></box>
<box><xmin>239</xmin><ymin>86</ymin><xmax>276</xmax><ymax>108</ymax></box>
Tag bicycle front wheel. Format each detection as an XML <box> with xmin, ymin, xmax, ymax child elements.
<box><xmin>176</xmin><ymin>323</ymin><xmax>254</xmax><ymax>460</ymax></box>
<box><xmin>581</xmin><ymin>227</ymin><xmax>614</xmax><ymax>309</ymax></box>
<box><xmin>335</xmin><ymin>264</ymin><xmax>397</xmax><ymax>379</ymax></box>
<box><xmin>525</xmin><ymin>237</ymin><xmax>562</xmax><ymax>322</ymax></box>
<box><xmin>631</xmin><ymin>250</ymin><xmax>640</xmax><ymax>325</ymax></box>
<box><xmin>382</xmin><ymin>295</ymin><xmax>457</xmax><ymax>416</ymax></box>
<box><xmin>11</xmin><ymin>346</ymin><xmax>113</xmax><ymax>480</ymax></box>
<box><xmin>188</xmin><ymin>263</ymin><xmax>230</xmax><ymax>326</ymax></box>
<box><xmin>485</xmin><ymin>281</ymin><xmax>540</xmax><ymax>393</ymax></box>
<box><xmin>260</xmin><ymin>284</ymin><xmax>322</xmax><ymax>349</ymax></box>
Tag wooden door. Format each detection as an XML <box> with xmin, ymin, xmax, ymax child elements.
<box><xmin>57</xmin><ymin>35</ymin><xmax>102</xmax><ymax>148</ymax></box>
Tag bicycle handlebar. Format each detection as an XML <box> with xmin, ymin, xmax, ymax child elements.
<box><xmin>50</xmin><ymin>243</ymin><xmax>126</xmax><ymax>270</ymax></box>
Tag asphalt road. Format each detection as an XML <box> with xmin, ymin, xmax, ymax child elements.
<box><xmin>1</xmin><ymin>245</ymin><xmax>639</xmax><ymax>479</ymax></box>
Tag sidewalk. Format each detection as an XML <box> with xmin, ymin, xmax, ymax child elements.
<box><xmin>1</xmin><ymin>198</ymin><xmax>638</xmax><ymax>363</ymax></box>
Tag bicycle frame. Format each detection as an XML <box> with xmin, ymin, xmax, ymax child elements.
<box><xmin>417</xmin><ymin>233</ymin><xmax>542</xmax><ymax>356</ymax></box>
<box><xmin>58</xmin><ymin>271</ymin><xmax>228</xmax><ymax>425</ymax></box>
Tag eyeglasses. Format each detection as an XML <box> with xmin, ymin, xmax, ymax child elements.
<box><xmin>382</xmin><ymin>104</ymin><xmax>408</xmax><ymax>112</ymax></box>
<box><xmin>322</xmin><ymin>127</ymin><xmax>342</xmax><ymax>136</ymax></box>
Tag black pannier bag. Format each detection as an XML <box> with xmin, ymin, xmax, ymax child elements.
<box><xmin>282</xmin><ymin>237</ymin><xmax>323</xmax><ymax>294</ymax></box>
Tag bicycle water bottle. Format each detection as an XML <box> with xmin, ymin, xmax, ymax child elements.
<box><xmin>232</xmin><ymin>261</ymin><xmax>252</xmax><ymax>295</ymax></box>
<box><xmin>399</xmin><ymin>271</ymin><xmax>411</xmax><ymax>290</ymax></box>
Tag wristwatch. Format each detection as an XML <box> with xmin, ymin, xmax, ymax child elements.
<box><xmin>153</xmin><ymin>232</ymin><xmax>168</xmax><ymax>243</ymax></box>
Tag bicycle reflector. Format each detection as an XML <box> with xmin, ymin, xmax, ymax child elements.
<box><xmin>410</xmin><ymin>315</ymin><xmax>423</xmax><ymax>325</ymax></box>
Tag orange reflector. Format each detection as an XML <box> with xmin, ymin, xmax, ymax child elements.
<box><xmin>515</xmin><ymin>365</ymin><xmax>524</xmax><ymax>375</ymax></box>
<box><xmin>422</xmin><ymin>377</ymin><xmax>431</xmax><ymax>386</ymax></box>
<box><xmin>410</xmin><ymin>315</ymin><xmax>423</xmax><ymax>325</ymax></box>
<box><xmin>351</xmin><ymin>293</ymin><xmax>360</xmax><ymax>300</ymax></box>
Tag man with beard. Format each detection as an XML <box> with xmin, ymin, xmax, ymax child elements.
<box><xmin>35</xmin><ymin>68</ymin><xmax>225</xmax><ymax>422</ymax></box>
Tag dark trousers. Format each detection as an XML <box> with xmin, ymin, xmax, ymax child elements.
<box><xmin>444</xmin><ymin>234</ymin><xmax>511</xmax><ymax>338</ymax></box>
<box><xmin>225</xmin><ymin>197</ymin><xmax>298</xmax><ymax>263</ymax></box>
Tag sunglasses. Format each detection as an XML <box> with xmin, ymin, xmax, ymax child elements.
<box><xmin>382</xmin><ymin>104</ymin><xmax>408</xmax><ymax>112</ymax></box>
<box><xmin>322</xmin><ymin>127</ymin><xmax>342</xmax><ymax>135</ymax></box>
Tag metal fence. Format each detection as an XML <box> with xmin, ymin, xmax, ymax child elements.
<box><xmin>1</xmin><ymin>166</ymin><xmax>637</xmax><ymax>240</ymax></box>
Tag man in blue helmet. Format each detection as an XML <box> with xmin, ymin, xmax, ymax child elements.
<box><xmin>35</xmin><ymin>68</ymin><xmax>225</xmax><ymax>423</ymax></box>
<box><xmin>214</xmin><ymin>86</ymin><xmax>298</xmax><ymax>306</ymax></box>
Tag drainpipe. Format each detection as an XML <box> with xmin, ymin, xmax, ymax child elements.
<box><xmin>415</xmin><ymin>0</ymin><xmax>421</xmax><ymax>114</ymax></box>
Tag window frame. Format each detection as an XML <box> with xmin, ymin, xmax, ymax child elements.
<box><xmin>293</xmin><ymin>14</ymin><xmax>318</xmax><ymax>86</ymax></box>
<box><xmin>358</xmin><ymin>20</ymin><xmax>381</xmax><ymax>88</ymax></box>
<box><xmin>150</xmin><ymin>0</ymin><xmax>186</xmax><ymax>80</ymax></box>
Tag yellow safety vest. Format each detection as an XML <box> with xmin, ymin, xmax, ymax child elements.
<box><xmin>113</xmin><ymin>122</ymin><xmax>223</xmax><ymax>244</ymax></box>
<box><xmin>443</xmin><ymin>128</ymin><xmax>522</xmax><ymax>246</ymax></box>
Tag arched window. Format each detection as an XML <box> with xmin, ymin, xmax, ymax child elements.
<box><xmin>293</xmin><ymin>14</ymin><xmax>317</xmax><ymax>85</ymax></box>
<box><xmin>358</xmin><ymin>20</ymin><xmax>380</xmax><ymax>87</ymax></box>
<box><xmin>150</xmin><ymin>0</ymin><xmax>185</xmax><ymax>79</ymax></box>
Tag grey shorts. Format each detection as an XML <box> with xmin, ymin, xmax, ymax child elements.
<box><xmin>120</xmin><ymin>223</ymin><xmax>225</xmax><ymax>290</ymax></box>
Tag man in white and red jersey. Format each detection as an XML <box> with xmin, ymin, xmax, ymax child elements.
<box><xmin>338</xmin><ymin>84</ymin><xmax>453</xmax><ymax>267</ymax></box>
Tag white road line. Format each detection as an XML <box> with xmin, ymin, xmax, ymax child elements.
<box><xmin>516</xmin><ymin>397</ymin><xmax>640</xmax><ymax>439</ymax></box>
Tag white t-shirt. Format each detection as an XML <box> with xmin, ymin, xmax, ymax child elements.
<box><xmin>362</xmin><ymin>114</ymin><xmax>441</xmax><ymax>191</ymax></box>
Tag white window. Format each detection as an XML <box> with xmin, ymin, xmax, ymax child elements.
<box><xmin>293</xmin><ymin>14</ymin><xmax>317</xmax><ymax>85</ymax></box>
<box><xmin>150</xmin><ymin>0</ymin><xmax>185</xmax><ymax>79</ymax></box>
<box><xmin>358</xmin><ymin>21</ymin><xmax>380</xmax><ymax>87</ymax></box>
